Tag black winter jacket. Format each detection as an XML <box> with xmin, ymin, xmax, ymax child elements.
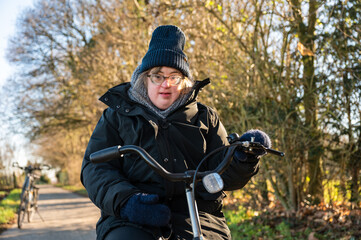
<box><xmin>81</xmin><ymin>79</ymin><xmax>259</xmax><ymax>240</ymax></box>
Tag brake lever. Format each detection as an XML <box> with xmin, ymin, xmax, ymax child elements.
<box><xmin>240</xmin><ymin>141</ymin><xmax>284</xmax><ymax>157</ymax></box>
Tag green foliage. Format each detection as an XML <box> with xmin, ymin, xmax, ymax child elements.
<box><xmin>224</xmin><ymin>207</ymin><xmax>273</xmax><ymax>239</ymax></box>
<box><xmin>56</xmin><ymin>170</ymin><xmax>69</xmax><ymax>185</ymax></box>
<box><xmin>224</xmin><ymin>208</ymin><xmax>312</xmax><ymax>240</ymax></box>
<box><xmin>323</xmin><ymin>179</ymin><xmax>351</xmax><ymax>205</ymax></box>
<box><xmin>0</xmin><ymin>189</ymin><xmax>21</xmax><ymax>224</ymax></box>
<box><xmin>0</xmin><ymin>174</ymin><xmax>14</xmax><ymax>190</ymax></box>
<box><xmin>39</xmin><ymin>174</ymin><xmax>51</xmax><ymax>184</ymax></box>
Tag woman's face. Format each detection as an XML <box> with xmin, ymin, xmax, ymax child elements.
<box><xmin>147</xmin><ymin>66</ymin><xmax>183</xmax><ymax>110</ymax></box>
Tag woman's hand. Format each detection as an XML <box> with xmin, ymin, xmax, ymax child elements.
<box><xmin>120</xmin><ymin>193</ymin><xmax>171</xmax><ymax>227</ymax></box>
<box><xmin>234</xmin><ymin>129</ymin><xmax>271</xmax><ymax>161</ymax></box>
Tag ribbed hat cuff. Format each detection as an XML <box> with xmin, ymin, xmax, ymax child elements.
<box><xmin>139</xmin><ymin>49</ymin><xmax>190</xmax><ymax>78</ymax></box>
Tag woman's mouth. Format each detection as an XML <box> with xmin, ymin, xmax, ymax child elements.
<box><xmin>160</xmin><ymin>92</ymin><xmax>171</xmax><ymax>97</ymax></box>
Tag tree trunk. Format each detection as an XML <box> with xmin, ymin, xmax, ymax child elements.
<box><xmin>291</xmin><ymin>0</ymin><xmax>323</xmax><ymax>202</ymax></box>
<box><xmin>350</xmin><ymin>136</ymin><xmax>361</xmax><ymax>208</ymax></box>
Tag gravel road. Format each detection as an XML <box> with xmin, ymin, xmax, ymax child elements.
<box><xmin>0</xmin><ymin>185</ymin><xmax>100</xmax><ymax>240</ymax></box>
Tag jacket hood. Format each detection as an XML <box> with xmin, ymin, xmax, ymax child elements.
<box><xmin>99</xmin><ymin>78</ymin><xmax>210</xmax><ymax>118</ymax></box>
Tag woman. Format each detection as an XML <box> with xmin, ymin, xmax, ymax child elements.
<box><xmin>81</xmin><ymin>25</ymin><xmax>270</xmax><ymax>240</ymax></box>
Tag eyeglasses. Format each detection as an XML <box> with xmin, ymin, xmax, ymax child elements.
<box><xmin>147</xmin><ymin>74</ymin><xmax>183</xmax><ymax>86</ymax></box>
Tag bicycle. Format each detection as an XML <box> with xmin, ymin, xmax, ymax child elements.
<box><xmin>90</xmin><ymin>133</ymin><xmax>284</xmax><ymax>240</ymax></box>
<box><xmin>12</xmin><ymin>162</ymin><xmax>51</xmax><ymax>229</ymax></box>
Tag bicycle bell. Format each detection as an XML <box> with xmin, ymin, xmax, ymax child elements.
<box><xmin>202</xmin><ymin>173</ymin><xmax>224</xmax><ymax>193</ymax></box>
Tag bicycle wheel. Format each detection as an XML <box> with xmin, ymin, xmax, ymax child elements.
<box><xmin>17</xmin><ymin>190</ymin><xmax>28</xmax><ymax>229</ymax></box>
<box><xmin>27</xmin><ymin>190</ymin><xmax>34</xmax><ymax>222</ymax></box>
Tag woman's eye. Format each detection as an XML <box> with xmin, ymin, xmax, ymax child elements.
<box><xmin>154</xmin><ymin>75</ymin><xmax>162</xmax><ymax>80</ymax></box>
<box><xmin>170</xmin><ymin>76</ymin><xmax>180</xmax><ymax>80</ymax></box>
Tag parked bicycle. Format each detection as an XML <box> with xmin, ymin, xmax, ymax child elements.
<box><xmin>90</xmin><ymin>133</ymin><xmax>284</xmax><ymax>240</ymax></box>
<box><xmin>12</xmin><ymin>162</ymin><xmax>51</xmax><ymax>229</ymax></box>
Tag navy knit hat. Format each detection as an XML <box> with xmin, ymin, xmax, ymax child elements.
<box><xmin>138</xmin><ymin>25</ymin><xmax>191</xmax><ymax>79</ymax></box>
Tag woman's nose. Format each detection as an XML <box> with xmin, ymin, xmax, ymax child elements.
<box><xmin>160</xmin><ymin>78</ymin><xmax>171</xmax><ymax>87</ymax></box>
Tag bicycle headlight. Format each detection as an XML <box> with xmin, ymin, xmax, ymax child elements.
<box><xmin>202</xmin><ymin>173</ymin><xmax>224</xmax><ymax>193</ymax></box>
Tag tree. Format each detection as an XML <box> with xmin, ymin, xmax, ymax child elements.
<box><xmin>5</xmin><ymin>0</ymin><xmax>159</xmax><ymax>184</ymax></box>
<box><xmin>4</xmin><ymin>0</ymin><xmax>359</xmax><ymax>209</ymax></box>
<box><xmin>318</xmin><ymin>0</ymin><xmax>361</xmax><ymax>206</ymax></box>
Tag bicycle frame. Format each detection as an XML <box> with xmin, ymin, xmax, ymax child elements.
<box><xmin>90</xmin><ymin>136</ymin><xmax>284</xmax><ymax>239</ymax></box>
<box><xmin>185</xmin><ymin>183</ymin><xmax>202</xmax><ymax>239</ymax></box>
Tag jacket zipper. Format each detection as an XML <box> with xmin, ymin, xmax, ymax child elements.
<box><xmin>158</xmin><ymin>119</ymin><xmax>175</xmax><ymax>201</ymax></box>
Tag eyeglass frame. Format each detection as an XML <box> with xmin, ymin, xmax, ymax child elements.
<box><xmin>147</xmin><ymin>73</ymin><xmax>184</xmax><ymax>86</ymax></box>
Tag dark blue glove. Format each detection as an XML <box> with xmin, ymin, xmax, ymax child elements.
<box><xmin>234</xmin><ymin>129</ymin><xmax>271</xmax><ymax>161</ymax></box>
<box><xmin>120</xmin><ymin>193</ymin><xmax>171</xmax><ymax>226</ymax></box>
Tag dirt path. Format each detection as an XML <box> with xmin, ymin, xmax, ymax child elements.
<box><xmin>0</xmin><ymin>185</ymin><xmax>100</xmax><ymax>240</ymax></box>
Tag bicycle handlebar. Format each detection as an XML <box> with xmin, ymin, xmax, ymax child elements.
<box><xmin>12</xmin><ymin>162</ymin><xmax>51</xmax><ymax>171</ymax></box>
<box><xmin>90</xmin><ymin>141</ymin><xmax>284</xmax><ymax>182</ymax></box>
<box><xmin>90</xmin><ymin>145</ymin><xmax>216</xmax><ymax>181</ymax></box>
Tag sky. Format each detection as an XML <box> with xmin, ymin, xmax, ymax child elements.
<box><xmin>0</xmin><ymin>1</ymin><xmax>59</xmax><ymax>181</ymax></box>
<box><xmin>0</xmin><ymin>0</ymin><xmax>43</xmax><ymax>168</ymax></box>
<box><xmin>0</xmin><ymin>0</ymin><xmax>34</xmax><ymax>89</ymax></box>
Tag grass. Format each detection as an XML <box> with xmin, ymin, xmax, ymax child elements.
<box><xmin>0</xmin><ymin>191</ymin><xmax>8</xmax><ymax>200</ymax></box>
<box><xmin>0</xmin><ymin>189</ymin><xmax>21</xmax><ymax>225</ymax></box>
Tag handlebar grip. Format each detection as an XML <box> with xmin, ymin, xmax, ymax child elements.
<box><xmin>90</xmin><ymin>146</ymin><xmax>121</xmax><ymax>163</ymax></box>
<box><xmin>266</xmin><ymin>148</ymin><xmax>285</xmax><ymax>157</ymax></box>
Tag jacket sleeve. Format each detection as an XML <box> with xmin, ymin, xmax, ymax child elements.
<box><xmin>205</xmin><ymin>108</ymin><xmax>259</xmax><ymax>191</ymax></box>
<box><xmin>81</xmin><ymin>108</ymin><xmax>140</xmax><ymax>216</ymax></box>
